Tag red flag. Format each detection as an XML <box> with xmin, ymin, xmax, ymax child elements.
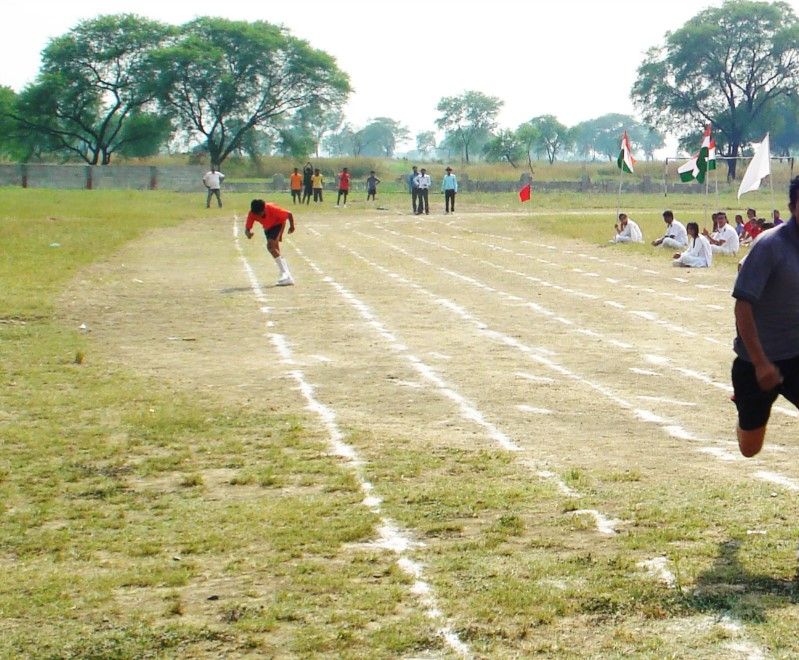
<box><xmin>519</xmin><ymin>183</ymin><xmax>531</xmax><ymax>202</ymax></box>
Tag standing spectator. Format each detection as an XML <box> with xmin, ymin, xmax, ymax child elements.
<box><xmin>289</xmin><ymin>167</ymin><xmax>303</xmax><ymax>205</ymax></box>
<box><xmin>408</xmin><ymin>165</ymin><xmax>419</xmax><ymax>214</ymax></box>
<box><xmin>301</xmin><ymin>162</ymin><xmax>313</xmax><ymax>205</ymax></box>
<box><xmin>651</xmin><ymin>210</ymin><xmax>688</xmax><ymax>249</ymax></box>
<box><xmin>244</xmin><ymin>199</ymin><xmax>296</xmax><ymax>286</ymax></box>
<box><xmin>366</xmin><ymin>171</ymin><xmax>381</xmax><ymax>201</ymax></box>
<box><xmin>731</xmin><ymin>176</ymin><xmax>799</xmax><ymax>457</ymax></box>
<box><xmin>414</xmin><ymin>168</ymin><xmax>432</xmax><ymax>215</ymax></box>
<box><xmin>673</xmin><ymin>222</ymin><xmax>712</xmax><ymax>267</ymax></box>
<box><xmin>203</xmin><ymin>165</ymin><xmax>225</xmax><ymax>208</ymax></box>
<box><xmin>611</xmin><ymin>213</ymin><xmax>643</xmax><ymax>244</ymax></box>
<box><xmin>336</xmin><ymin>167</ymin><xmax>350</xmax><ymax>207</ymax></box>
<box><xmin>703</xmin><ymin>211</ymin><xmax>739</xmax><ymax>255</ymax></box>
<box><xmin>312</xmin><ymin>168</ymin><xmax>324</xmax><ymax>203</ymax></box>
<box><xmin>773</xmin><ymin>209</ymin><xmax>784</xmax><ymax>226</ymax></box>
<box><xmin>441</xmin><ymin>166</ymin><xmax>458</xmax><ymax>214</ymax></box>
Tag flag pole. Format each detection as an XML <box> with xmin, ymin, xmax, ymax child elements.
<box><xmin>769</xmin><ymin>156</ymin><xmax>776</xmax><ymax>216</ymax></box>
<box><xmin>617</xmin><ymin>164</ymin><xmax>623</xmax><ymax>220</ymax></box>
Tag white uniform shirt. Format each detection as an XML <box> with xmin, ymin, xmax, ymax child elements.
<box><xmin>711</xmin><ymin>223</ymin><xmax>739</xmax><ymax>254</ymax></box>
<box><xmin>661</xmin><ymin>219</ymin><xmax>688</xmax><ymax>246</ymax></box>
<box><xmin>687</xmin><ymin>235</ymin><xmax>713</xmax><ymax>266</ymax></box>
<box><xmin>203</xmin><ymin>170</ymin><xmax>225</xmax><ymax>189</ymax></box>
<box><xmin>617</xmin><ymin>219</ymin><xmax>643</xmax><ymax>243</ymax></box>
<box><xmin>414</xmin><ymin>173</ymin><xmax>432</xmax><ymax>189</ymax></box>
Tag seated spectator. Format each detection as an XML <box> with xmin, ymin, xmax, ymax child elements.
<box><xmin>611</xmin><ymin>213</ymin><xmax>644</xmax><ymax>243</ymax></box>
<box><xmin>734</xmin><ymin>214</ymin><xmax>746</xmax><ymax>237</ymax></box>
<box><xmin>741</xmin><ymin>210</ymin><xmax>763</xmax><ymax>245</ymax></box>
<box><xmin>673</xmin><ymin>222</ymin><xmax>712</xmax><ymax>268</ymax></box>
<box><xmin>703</xmin><ymin>210</ymin><xmax>739</xmax><ymax>255</ymax></box>
<box><xmin>651</xmin><ymin>210</ymin><xmax>688</xmax><ymax>249</ymax></box>
<box><xmin>772</xmin><ymin>209</ymin><xmax>784</xmax><ymax>226</ymax></box>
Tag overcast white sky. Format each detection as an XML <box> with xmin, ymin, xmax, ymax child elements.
<box><xmin>5</xmin><ymin>0</ymin><xmax>798</xmax><ymax>152</ymax></box>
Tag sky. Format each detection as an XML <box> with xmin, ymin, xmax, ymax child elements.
<box><xmin>4</xmin><ymin>0</ymin><xmax>799</xmax><ymax>153</ymax></box>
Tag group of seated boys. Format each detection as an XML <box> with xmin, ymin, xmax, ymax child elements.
<box><xmin>610</xmin><ymin>207</ymin><xmax>784</xmax><ymax>268</ymax></box>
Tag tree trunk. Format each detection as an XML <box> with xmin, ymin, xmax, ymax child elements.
<box><xmin>727</xmin><ymin>142</ymin><xmax>740</xmax><ymax>180</ymax></box>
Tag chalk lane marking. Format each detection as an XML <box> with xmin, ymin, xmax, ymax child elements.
<box><xmin>290</xmin><ymin>246</ymin><xmax>625</xmax><ymax>537</ymax></box>
<box><xmin>232</xmin><ymin>218</ymin><xmax>470</xmax><ymax>657</ymax></box>
<box><xmin>334</xmin><ymin>237</ymin><xmax>799</xmax><ymax>493</ymax></box>
<box><xmin>403</xmin><ymin>227</ymin><xmax>725</xmax><ymax>346</ymax></box>
<box><xmin>367</xmin><ymin>226</ymin><xmax>799</xmax><ymax>423</ymax></box>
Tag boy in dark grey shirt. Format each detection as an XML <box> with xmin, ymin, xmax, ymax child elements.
<box><xmin>732</xmin><ymin>176</ymin><xmax>799</xmax><ymax>456</ymax></box>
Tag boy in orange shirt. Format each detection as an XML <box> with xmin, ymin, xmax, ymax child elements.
<box><xmin>245</xmin><ymin>199</ymin><xmax>296</xmax><ymax>286</ymax></box>
<box><xmin>289</xmin><ymin>168</ymin><xmax>303</xmax><ymax>204</ymax></box>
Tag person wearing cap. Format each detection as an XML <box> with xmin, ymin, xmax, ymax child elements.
<box><xmin>414</xmin><ymin>168</ymin><xmax>432</xmax><ymax>215</ymax></box>
<box><xmin>441</xmin><ymin>167</ymin><xmax>458</xmax><ymax>214</ymax></box>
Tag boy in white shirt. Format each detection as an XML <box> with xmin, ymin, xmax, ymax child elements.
<box><xmin>203</xmin><ymin>166</ymin><xmax>225</xmax><ymax>208</ymax></box>
<box><xmin>703</xmin><ymin>211</ymin><xmax>739</xmax><ymax>255</ymax></box>
<box><xmin>611</xmin><ymin>213</ymin><xmax>644</xmax><ymax>243</ymax></box>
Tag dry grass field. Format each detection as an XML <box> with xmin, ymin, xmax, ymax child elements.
<box><xmin>4</xmin><ymin>188</ymin><xmax>799</xmax><ymax>657</ymax></box>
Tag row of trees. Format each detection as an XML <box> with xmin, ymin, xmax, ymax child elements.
<box><xmin>0</xmin><ymin>15</ymin><xmax>350</xmax><ymax>165</ymax></box>
<box><xmin>2</xmin><ymin>1</ymin><xmax>799</xmax><ymax>176</ymax></box>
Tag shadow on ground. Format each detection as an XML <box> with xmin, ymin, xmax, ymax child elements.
<box><xmin>687</xmin><ymin>539</ymin><xmax>799</xmax><ymax>622</ymax></box>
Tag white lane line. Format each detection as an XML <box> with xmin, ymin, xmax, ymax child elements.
<box><xmin>630</xmin><ymin>368</ymin><xmax>660</xmax><ymax>376</ymax></box>
<box><xmin>754</xmin><ymin>471</ymin><xmax>799</xmax><ymax>491</ymax></box>
<box><xmin>637</xmin><ymin>557</ymin><xmax>678</xmax><ymax>589</ymax></box>
<box><xmin>339</xmin><ymin>240</ymin><xmax>799</xmax><ymax>491</ymax></box>
<box><xmin>233</xmin><ymin>220</ymin><xmax>469</xmax><ymax>657</ymax></box>
<box><xmin>637</xmin><ymin>395</ymin><xmax>698</xmax><ymax>407</ymax></box>
<box><xmin>517</xmin><ymin>404</ymin><xmax>553</xmax><ymax>415</ymax></box>
<box><xmin>515</xmin><ymin>371</ymin><xmax>556</xmax><ymax>384</ymax></box>
<box><xmin>298</xmin><ymin>254</ymin><xmax>522</xmax><ymax>453</ymax></box>
<box><xmin>381</xmin><ymin>227</ymin><xmax>799</xmax><ymax>422</ymax></box>
<box><xmin>295</xmin><ymin>247</ymin><xmax>624</xmax><ymax>536</ymax></box>
<box><xmin>375</xmin><ymin>228</ymin><xmax>725</xmax><ymax>350</ymax></box>
<box><xmin>572</xmin><ymin>510</ymin><xmax>621</xmax><ymax>535</ymax></box>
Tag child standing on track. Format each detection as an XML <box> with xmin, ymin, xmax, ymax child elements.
<box><xmin>244</xmin><ymin>199</ymin><xmax>296</xmax><ymax>286</ymax></box>
<box><xmin>336</xmin><ymin>167</ymin><xmax>350</xmax><ymax>207</ymax></box>
<box><xmin>366</xmin><ymin>170</ymin><xmax>381</xmax><ymax>201</ymax></box>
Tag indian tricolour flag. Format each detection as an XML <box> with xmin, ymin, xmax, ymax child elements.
<box><xmin>617</xmin><ymin>131</ymin><xmax>635</xmax><ymax>173</ymax></box>
<box><xmin>678</xmin><ymin>125</ymin><xmax>715</xmax><ymax>183</ymax></box>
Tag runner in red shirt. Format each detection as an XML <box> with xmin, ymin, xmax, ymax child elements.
<box><xmin>336</xmin><ymin>167</ymin><xmax>350</xmax><ymax>207</ymax></box>
<box><xmin>245</xmin><ymin>199</ymin><xmax>296</xmax><ymax>286</ymax></box>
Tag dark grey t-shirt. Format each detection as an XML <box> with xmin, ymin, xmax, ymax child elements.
<box><xmin>733</xmin><ymin>217</ymin><xmax>799</xmax><ymax>361</ymax></box>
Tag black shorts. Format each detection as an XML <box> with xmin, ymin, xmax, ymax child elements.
<box><xmin>264</xmin><ymin>223</ymin><xmax>284</xmax><ymax>241</ymax></box>
<box><xmin>732</xmin><ymin>355</ymin><xmax>799</xmax><ymax>430</ymax></box>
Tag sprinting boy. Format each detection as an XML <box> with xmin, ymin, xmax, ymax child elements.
<box><xmin>244</xmin><ymin>199</ymin><xmax>296</xmax><ymax>286</ymax></box>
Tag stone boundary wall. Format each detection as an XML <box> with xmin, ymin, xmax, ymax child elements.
<box><xmin>0</xmin><ymin>163</ymin><xmax>709</xmax><ymax>195</ymax></box>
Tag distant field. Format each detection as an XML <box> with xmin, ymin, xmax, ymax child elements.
<box><xmin>2</xmin><ymin>187</ymin><xmax>798</xmax><ymax>657</ymax></box>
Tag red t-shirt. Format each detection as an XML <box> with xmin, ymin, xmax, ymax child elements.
<box><xmin>246</xmin><ymin>204</ymin><xmax>291</xmax><ymax>231</ymax></box>
<box><xmin>744</xmin><ymin>220</ymin><xmax>762</xmax><ymax>239</ymax></box>
<box><xmin>338</xmin><ymin>171</ymin><xmax>350</xmax><ymax>191</ymax></box>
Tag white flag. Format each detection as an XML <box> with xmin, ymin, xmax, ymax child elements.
<box><xmin>737</xmin><ymin>133</ymin><xmax>771</xmax><ymax>199</ymax></box>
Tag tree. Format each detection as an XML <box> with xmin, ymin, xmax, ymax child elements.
<box><xmin>323</xmin><ymin>123</ymin><xmax>356</xmax><ymax>156</ymax></box>
<box><xmin>523</xmin><ymin>115</ymin><xmax>572</xmax><ymax>164</ymax></box>
<box><xmin>515</xmin><ymin>123</ymin><xmax>541</xmax><ymax>171</ymax></box>
<box><xmin>416</xmin><ymin>131</ymin><xmax>437</xmax><ymax>157</ymax></box>
<box><xmin>150</xmin><ymin>17</ymin><xmax>350</xmax><ymax>166</ymax></box>
<box><xmin>632</xmin><ymin>0</ymin><xmax>799</xmax><ymax>178</ymax></box>
<box><xmin>483</xmin><ymin>130</ymin><xmax>524</xmax><ymax>167</ymax></box>
<box><xmin>355</xmin><ymin>117</ymin><xmax>409</xmax><ymax>157</ymax></box>
<box><xmin>11</xmin><ymin>14</ymin><xmax>173</xmax><ymax>164</ymax></box>
<box><xmin>435</xmin><ymin>91</ymin><xmax>502</xmax><ymax>163</ymax></box>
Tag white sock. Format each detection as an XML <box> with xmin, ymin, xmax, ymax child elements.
<box><xmin>278</xmin><ymin>257</ymin><xmax>292</xmax><ymax>278</ymax></box>
<box><xmin>274</xmin><ymin>256</ymin><xmax>286</xmax><ymax>276</ymax></box>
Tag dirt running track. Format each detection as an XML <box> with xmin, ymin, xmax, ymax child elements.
<box><xmin>61</xmin><ymin>209</ymin><xmax>799</xmax><ymax>656</ymax></box>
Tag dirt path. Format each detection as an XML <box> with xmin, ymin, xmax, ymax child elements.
<box><xmin>59</xmin><ymin>208</ymin><xmax>799</xmax><ymax>656</ymax></box>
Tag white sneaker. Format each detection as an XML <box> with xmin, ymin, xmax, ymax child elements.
<box><xmin>276</xmin><ymin>276</ymin><xmax>294</xmax><ymax>286</ymax></box>
<box><xmin>335</xmin><ymin>204</ymin><xmax>340</xmax><ymax>208</ymax></box>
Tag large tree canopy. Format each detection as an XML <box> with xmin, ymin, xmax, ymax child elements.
<box><xmin>632</xmin><ymin>0</ymin><xmax>799</xmax><ymax>177</ymax></box>
<box><xmin>12</xmin><ymin>14</ymin><xmax>172</xmax><ymax>164</ymax></box>
<box><xmin>150</xmin><ymin>17</ymin><xmax>350</xmax><ymax>166</ymax></box>
<box><xmin>436</xmin><ymin>91</ymin><xmax>502</xmax><ymax>164</ymax></box>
